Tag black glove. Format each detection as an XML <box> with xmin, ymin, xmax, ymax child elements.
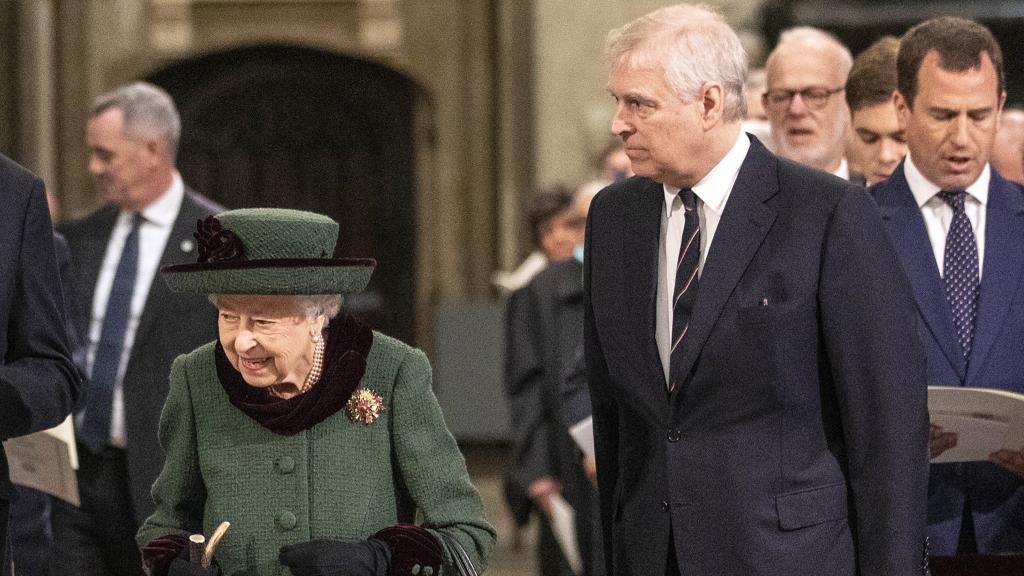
<box><xmin>279</xmin><ymin>539</ymin><xmax>391</xmax><ymax>576</ymax></box>
<box><xmin>167</xmin><ymin>557</ymin><xmax>221</xmax><ymax>576</ymax></box>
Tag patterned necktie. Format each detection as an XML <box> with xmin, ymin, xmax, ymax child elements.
<box><xmin>80</xmin><ymin>213</ymin><xmax>142</xmax><ymax>452</ymax></box>
<box><xmin>669</xmin><ymin>189</ymin><xmax>700</xmax><ymax>393</ymax></box>
<box><xmin>938</xmin><ymin>190</ymin><xmax>978</xmax><ymax>359</ymax></box>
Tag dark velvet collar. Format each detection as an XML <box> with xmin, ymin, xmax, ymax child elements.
<box><xmin>214</xmin><ymin>314</ymin><xmax>374</xmax><ymax>435</ymax></box>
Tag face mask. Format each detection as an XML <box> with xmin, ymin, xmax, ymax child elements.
<box><xmin>574</xmin><ymin>244</ymin><xmax>584</xmax><ymax>263</ymax></box>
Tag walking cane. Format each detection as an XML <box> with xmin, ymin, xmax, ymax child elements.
<box><xmin>189</xmin><ymin>521</ymin><xmax>231</xmax><ymax>568</ymax></box>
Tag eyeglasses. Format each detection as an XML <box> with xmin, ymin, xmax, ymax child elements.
<box><xmin>763</xmin><ymin>87</ymin><xmax>845</xmax><ymax>111</ymax></box>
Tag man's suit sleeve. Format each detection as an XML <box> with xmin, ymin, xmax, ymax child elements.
<box><xmin>583</xmin><ymin>192</ymin><xmax>618</xmax><ymax>574</ymax></box>
<box><xmin>820</xmin><ymin>187</ymin><xmax>929</xmax><ymax>574</ymax></box>
<box><xmin>0</xmin><ymin>177</ymin><xmax>80</xmax><ymax>438</ymax></box>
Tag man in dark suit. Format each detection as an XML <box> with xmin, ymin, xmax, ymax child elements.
<box><xmin>585</xmin><ymin>5</ymin><xmax>928</xmax><ymax>575</ymax></box>
<box><xmin>0</xmin><ymin>154</ymin><xmax>80</xmax><ymax>576</ymax></box>
<box><xmin>870</xmin><ymin>16</ymin><xmax>1024</xmax><ymax>555</ymax></box>
<box><xmin>51</xmin><ymin>82</ymin><xmax>221</xmax><ymax>576</ymax></box>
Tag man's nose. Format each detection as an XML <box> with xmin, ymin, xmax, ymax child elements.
<box><xmin>949</xmin><ymin>115</ymin><xmax>970</xmax><ymax>147</ymax></box>
<box><xmin>787</xmin><ymin>93</ymin><xmax>809</xmax><ymax>115</ymax></box>
<box><xmin>878</xmin><ymin>138</ymin><xmax>903</xmax><ymax>164</ymax></box>
<box><xmin>611</xmin><ymin>104</ymin><xmax>635</xmax><ymax>136</ymax></box>
<box><xmin>87</xmin><ymin>155</ymin><xmax>103</xmax><ymax>175</ymax></box>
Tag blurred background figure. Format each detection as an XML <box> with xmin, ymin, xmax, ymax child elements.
<box><xmin>52</xmin><ymin>82</ymin><xmax>221</xmax><ymax>576</ymax></box>
<box><xmin>492</xmin><ymin>186</ymin><xmax>579</xmax><ymax>295</ymax></box>
<box><xmin>765</xmin><ymin>27</ymin><xmax>854</xmax><ymax>178</ymax></box>
<box><xmin>503</xmin><ymin>182</ymin><xmax>593</xmax><ymax>576</ymax></box>
<box><xmin>845</xmin><ymin>36</ymin><xmax>907</xmax><ymax>185</ymax></box>
<box><xmin>992</xmin><ymin>107</ymin><xmax>1024</xmax><ymax>182</ymax></box>
<box><xmin>599</xmin><ymin>143</ymin><xmax>632</xmax><ymax>184</ymax></box>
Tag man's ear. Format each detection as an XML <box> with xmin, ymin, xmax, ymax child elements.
<box><xmin>893</xmin><ymin>90</ymin><xmax>910</xmax><ymax>131</ymax></box>
<box><xmin>142</xmin><ymin>137</ymin><xmax>167</xmax><ymax>169</ymax></box>
<box><xmin>700</xmin><ymin>82</ymin><xmax>725</xmax><ymax>129</ymax></box>
<box><xmin>995</xmin><ymin>90</ymin><xmax>1007</xmax><ymax>131</ymax></box>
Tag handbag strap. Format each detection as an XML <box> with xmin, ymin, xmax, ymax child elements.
<box><xmin>437</xmin><ymin>532</ymin><xmax>480</xmax><ymax>576</ymax></box>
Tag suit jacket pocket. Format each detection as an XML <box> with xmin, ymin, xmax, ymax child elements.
<box><xmin>775</xmin><ymin>482</ymin><xmax>848</xmax><ymax>530</ymax></box>
<box><xmin>738</xmin><ymin>302</ymin><xmax>769</xmax><ymax>325</ymax></box>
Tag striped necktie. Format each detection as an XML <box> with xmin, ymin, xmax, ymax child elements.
<box><xmin>669</xmin><ymin>189</ymin><xmax>700</xmax><ymax>393</ymax></box>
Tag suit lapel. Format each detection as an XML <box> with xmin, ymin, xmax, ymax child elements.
<box><xmin>131</xmin><ymin>193</ymin><xmax>203</xmax><ymax>351</ymax></box>
<box><xmin>877</xmin><ymin>166</ymin><xmax>966</xmax><ymax>381</ymax></box>
<box><xmin>965</xmin><ymin>174</ymin><xmax>1024</xmax><ymax>385</ymax></box>
<box><xmin>673</xmin><ymin>139</ymin><xmax>777</xmax><ymax>388</ymax></box>
<box><xmin>623</xmin><ymin>178</ymin><xmax>669</xmax><ymax>392</ymax></box>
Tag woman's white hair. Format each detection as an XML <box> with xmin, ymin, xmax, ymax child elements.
<box><xmin>606</xmin><ymin>4</ymin><xmax>748</xmax><ymax>122</ymax></box>
<box><xmin>208</xmin><ymin>294</ymin><xmax>343</xmax><ymax>328</ymax></box>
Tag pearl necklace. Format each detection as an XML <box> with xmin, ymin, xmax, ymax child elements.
<box><xmin>298</xmin><ymin>336</ymin><xmax>325</xmax><ymax>394</ymax></box>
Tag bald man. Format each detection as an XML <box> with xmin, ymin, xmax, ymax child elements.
<box><xmin>764</xmin><ymin>27</ymin><xmax>854</xmax><ymax>179</ymax></box>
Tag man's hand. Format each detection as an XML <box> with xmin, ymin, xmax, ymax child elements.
<box><xmin>582</xmin><ymin>455</ymin><xmax>597</xmax><ymax>484</ymax></box>
<box><xmin>990</xmin><ymin>448</ymin><xmax>1024</xmax><ymax>479</ymax></box>
<box><xmin>528</xmin><ymin>477</ymin><xmax>561</xmax><ymax>519</ymax></box>
<box><xmin>929</xmin><ymin>424</ymin><xmax>958</xmax><ymax>460</ymax></box>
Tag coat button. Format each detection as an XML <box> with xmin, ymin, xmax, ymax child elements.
<box><xmin>277</xmin><ymin>510</ymin><xmax>297</xmax><ymax>530</ymax></box>
<box><xmin>661</xmin><ymin>500</ymin><xmax>670</xmax><ymax>511</ymax></box>
<box><xmin>667</xmin><ymin>429</ymin><xmax>681</xmax><ymax>442</ymax></box>
<box><xmin>276</xmin><ymin>456</ymin><xmax>296</xmax><ymax>474</ymax></box>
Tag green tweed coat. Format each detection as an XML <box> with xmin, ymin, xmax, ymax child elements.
<box><xmin>136</xmin><ymin>332</ymin><xmax>495</xmax><ymax>576</ymax></box>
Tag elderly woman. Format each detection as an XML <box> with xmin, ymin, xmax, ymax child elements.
<box><xmin>136</xmin><ymin>208</ymin><xmax>494</xmax><ymax>576</ymax></box>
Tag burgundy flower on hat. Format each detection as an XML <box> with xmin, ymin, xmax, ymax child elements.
<box><xmin>195</xmin><ymin>215</ymin><xmax>246</xmax><ymax>263</ymax></box>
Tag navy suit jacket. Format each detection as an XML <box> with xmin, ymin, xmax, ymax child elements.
<box><xmin>0</xmin><ymin>154</ymin><xmax>79</xmax><ymax>554</ymax></box>
<box><xmin>870</xmin><ymin>163</ymin><xmax>1024</xmax><ymax>554</ymax></box>
<box><xmin>584</xmin><ymin>137</ymin><xmax>929</xmax><ymax>575</ymax></box>
<box><xmin>59</xmin><ymin>188</ymin><xmax>222</xmax><ymax>523</ymax></box>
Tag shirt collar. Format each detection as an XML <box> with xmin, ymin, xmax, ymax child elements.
<box><xmin>122</xmin><ymin>171</ymin><xmax>184</xmax><ymax>227</ymax></box>
<box><xmin>904</xmin><ymin>153</ymin><xmax>989</xmax><ymax>208</ymax></box>
<box><xmin>832</xmin><ymin>158</ymin><xmax>849</xmax><ymax>180</ymax></box>
<box><xmin>663</xmin><ymin>131</ymin><xmax>750</xmax><ymax>215</ymax></box>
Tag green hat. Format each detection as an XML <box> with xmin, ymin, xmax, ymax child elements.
<box><xmin>161</xmin><ymin>208</ymin><xmax>375</xmax><ymax>295</ymax></box>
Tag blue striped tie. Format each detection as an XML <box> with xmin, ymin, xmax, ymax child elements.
<box><xmin>669</xmin><ymin>189</ymin><xmax>700</xmax><ymax>393</ymax></box>
<box><xmin>80</xmin><ymin>213</ymin><xmax>142</xmax><ymax>452</ymax></box>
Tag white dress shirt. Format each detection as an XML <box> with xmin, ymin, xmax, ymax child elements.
<box><xmin>833</xmin><ymin>158</ymin><xmax>850</xmax><ymax>181</ymax></box>
<box><xmin>656</xmin><ymin>132</ymin><xmax>751</xmax><ymax>385</ymax></box>
<box><xmin>84</xmin><ymin>173</ymin><xmax>184</xmax><ymax>446</ymax></box>
<box><xmin>904</xmin><ymin>154</ymin><xmax>988</xmax><ymax>279</ymax></box>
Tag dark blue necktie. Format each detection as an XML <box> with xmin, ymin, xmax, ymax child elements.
<box><xmin>938</xmin><ymin>190</ymin><xmax>979</xmax><ymax>360</ymax></box>
<box><xmin>80</xmin><ymin>213</ymin><xmax>142</xmax><ymax>452</ymax></box>
<box><xmin>669</xmin><ymin>189</ymin><xmax>700</xmax><ymax>393</ymax></box>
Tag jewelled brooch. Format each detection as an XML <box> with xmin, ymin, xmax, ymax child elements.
<box><xmin>346</xmin><ymin>388</ymin><xmax>385</xmax><ymax>425</ymax></box>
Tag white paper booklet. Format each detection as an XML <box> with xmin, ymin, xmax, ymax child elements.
<box><xmin>3</xmin><ymin>415</ymin><xmax>80</xmax><ymax>505</ymax></box>
<box><xmin>547</xmin><ymin>492</ymin><xmax>583</xmax><ymax>576</ymax></box>
<box><xmin>928</xmin><ymin>386</ymin><xmax>1024</xmax><ymax>464</ymax></box>
<box><xmin>568</xmin><ymin>417</ymin><xmax>595</xmax><ymax>463</ymax></box>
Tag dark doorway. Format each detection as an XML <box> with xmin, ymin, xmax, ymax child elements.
<box><xmin>148</xmin><ymin>45</ymin><xmax>419</xmax><ymax>342</ymax></box>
